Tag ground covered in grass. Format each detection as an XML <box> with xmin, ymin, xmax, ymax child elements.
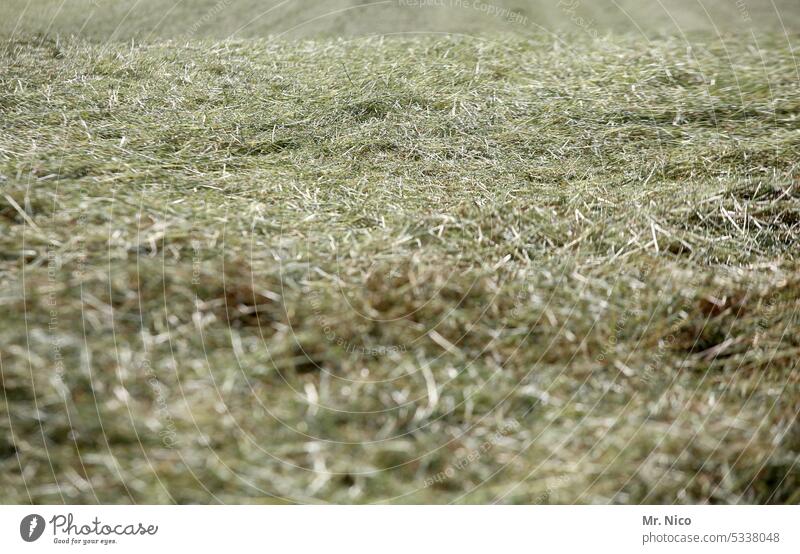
<box><xmin>1</xmin><ymin>33</ymin><xmax>799</xmax><ymax>504</ymax></box>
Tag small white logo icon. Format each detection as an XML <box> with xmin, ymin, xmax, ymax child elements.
<box><xmin>20</xmin><ymin>514</ymin><xmax>45</xmax><ymax>542</ymax></box>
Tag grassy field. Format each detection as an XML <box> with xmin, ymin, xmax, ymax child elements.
<box><xmin>1</xmin><ymin>3</ymin><xmax>799</xmax><ymax>504</ymax></box>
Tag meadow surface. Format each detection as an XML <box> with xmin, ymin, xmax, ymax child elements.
<box><xmin>0</xmin><ymin>2</ymin><xmax>799</xmax><ymax>504</ymax></box>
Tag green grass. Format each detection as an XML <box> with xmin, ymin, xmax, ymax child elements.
<box><xmin>0</xmin><ymin>30</ymin><xmax>799</xmax><ymax>504</ymax></box>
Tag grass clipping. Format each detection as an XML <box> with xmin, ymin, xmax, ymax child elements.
<box><xmin>0</xmin><ymin>34</ymin><xmax>798</xmax><ymax>504</ymax></box>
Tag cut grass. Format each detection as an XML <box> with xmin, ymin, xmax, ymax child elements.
<box><xmin>2</xmin><ymin>0</ymin><xmax>799</xmax><ymax>40</ymax></box>
<box><xmin>0</xmin><ymin>33</ymin><xmax>799</xmax><ymax>504</ymax></box>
